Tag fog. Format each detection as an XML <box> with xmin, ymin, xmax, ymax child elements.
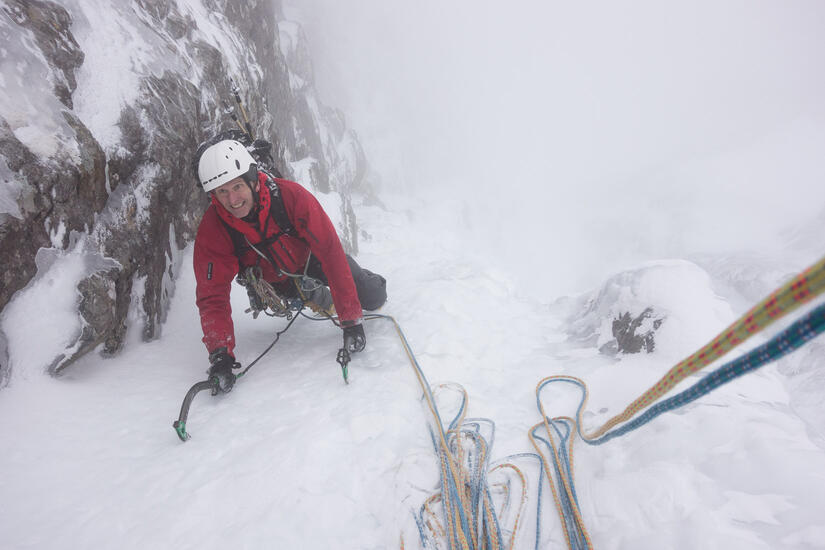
<box><xmin>288</xmin><ymin>1</ymin><xmax>825</xmax><ymax>296</ymax></box>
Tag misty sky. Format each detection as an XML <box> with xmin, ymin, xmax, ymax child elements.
<box><xmin>289</xmin><ymin>1</ymin><xmax>825</xmax><ymax>296</ymax></box>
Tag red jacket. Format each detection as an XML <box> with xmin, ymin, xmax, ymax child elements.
<box><xmin>194</xmin><ymin>172</ymin><xmax>362</xmax><ymax>355</ymax></box>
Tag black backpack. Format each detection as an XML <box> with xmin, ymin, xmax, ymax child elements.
<box><xmin>192</xmin><ymin>129</ymin><xmax>282</xmax><ymax>182</ymax></box>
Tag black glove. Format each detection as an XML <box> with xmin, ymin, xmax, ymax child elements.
<box><xmin>343</xmin><ymin>323</ymin><xmax>366</xmax><ymax>353</ymax></box>
<box><xmin>208</xmin><ymin>348</ymin><xmax>240</xmax><ymax>393</ymax></box>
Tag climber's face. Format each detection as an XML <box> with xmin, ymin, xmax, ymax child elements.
<box><xmin>213</xmin><ymin>176</ymin><xmax>258</xmax><ymax>218</ymax></box>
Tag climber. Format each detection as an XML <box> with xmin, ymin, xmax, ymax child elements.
<box><xmin>192</xmin><ymin>139</ymin><xmax>387</xmax><ymax>392</ymax></box>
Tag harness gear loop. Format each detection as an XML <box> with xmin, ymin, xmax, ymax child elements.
<box><xmin>239</xmin><ymin>265</ymin><xmax>296</xmax><ymax>319</ymax></box>
<box><xmin>242</xmin><ymin>238</ymin><xmax>335</xmax><ymax>317</ymax></box>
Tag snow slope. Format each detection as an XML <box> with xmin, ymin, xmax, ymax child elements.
<box><xmin>2</xmin><ymin>185</ymin><xmax>825</xmax><ymax>549</ymax></box>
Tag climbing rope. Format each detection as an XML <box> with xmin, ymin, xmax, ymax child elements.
<box><xmin>546</xmin><ymin>300</ymin><xmax>825</xmax><ymax>446</ymax></box>
<box><xmin>488</xmin><ymin>453</ymin><xmax>545</xmax><ymax>550</ymax></box>
<box><xmin>586</xmin><ymin>254</ymin><xmax>825</xmax><ymax>440</ymax></box>
<box><xmin>363</xmin><ymin>314</ymin><xmax>534</xmax><ymax>550</ymax></box>
<box><xmin>528</xmin><ymin>416</ymin><xmax>592</xmax><ymax>550</ymax></box>
<box><xmin>367</xmin><ymin>314</ymin><xmax>478</xmax><ymax>550</ymax></box>
<box><xmin>235</xmin><ymin>312</ymin><xmax>302</xmax><ymax>378</ymax></box>
<box><xmin>525</xmin><ymin>254</ymin><xmax>825</xmax><ymax>549</ymax></box>
<box><xmin>527</xmin><ymin>300</ymin><xmax>825</xmax><ymax>547</ymax></box>
<box><xmin>230</xmin><ymin>253</ymin><xmax>825</xmax><ymax>547</ymax></box>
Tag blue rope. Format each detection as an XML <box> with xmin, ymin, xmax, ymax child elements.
<box><xmin>386</xmin><ymin>299</ymin><xmax>825</xmax><ymax>548</ymax></box>
<box><xmin>369</xmin><ymin>313</ymin><xmax>508</xmax><ymax>549</ymax></box>
<box><xmin>531</xmin><ymin>422</ymin><xmax>589</xmax><ymax>549</ymax></box>
<box><xmin>581</xmin><ymin>301</ymin><xmax>825</xmax><ymax>445</ymax></box>
<box><xmin>530</xmin><ymin>302</ymin><xmax>825</xmax><ymax>548</ymax></box>
<box><xmin>493</xmin><ymin>452</ymin><xmax>545</xmax><ymax>550</ymax></box>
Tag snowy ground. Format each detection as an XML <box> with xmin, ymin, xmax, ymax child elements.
<box><xmin>2</xmin><ymin>188</ymin><xmax>825</xmax><ymax>550</ymax></box>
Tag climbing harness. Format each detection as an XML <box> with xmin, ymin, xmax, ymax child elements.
<box><xmin>239</xmin><ymin>265</ymin><xmax>302</xmax><ymax>319</ymax></box>
<box><xmin>242</xmin><ymin>235</ymin><xmax>335</xmax><ymax>315</ymax></box>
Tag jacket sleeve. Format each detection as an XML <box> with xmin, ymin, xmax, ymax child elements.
<box><xmin>193</xmin><ymin>207</ymin><xmax>240</xmax><ymax>356</ymax></box>
<box><xmin>279</xmin><ymin>180</ymin><xmax>363</xmax><ymax>323</ymax></box>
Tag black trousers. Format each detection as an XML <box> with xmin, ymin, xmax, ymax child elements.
<box><xmin>275</xmin><ymin>255</ymin><xmax>387</xmax><ymax>311</ymax></box>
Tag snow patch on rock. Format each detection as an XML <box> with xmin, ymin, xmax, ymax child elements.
<box><xmin>0</xmin><ymin>236</ymin><xmax>118</xmax><ymax>380</ymax></box>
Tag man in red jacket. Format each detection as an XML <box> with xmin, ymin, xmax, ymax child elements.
<box><xmin>193</xmin><ymin>139</ymin><xmax>387</xmax><ymax>391</ymax></box>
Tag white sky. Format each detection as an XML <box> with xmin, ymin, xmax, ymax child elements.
<box><xmin>291</xmin><ymin>1</ymin><xmax>825</xmax><ymax>295</ymax></box>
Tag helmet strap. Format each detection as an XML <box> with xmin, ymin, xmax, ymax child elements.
<box><xmin>242</xmin><ymin>166</ymin><xmax>261</xmax><ymax>212</ymax></box>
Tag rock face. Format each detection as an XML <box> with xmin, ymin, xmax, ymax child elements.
<box><xmin>607</xmin><ymin>308</ymin><xmax>663</xmax><ymax>355</ymax></box>
<box><xmin>0</xmin><ymin>0</ymin><xmax>368</xmax><ymax>383</ymax></box>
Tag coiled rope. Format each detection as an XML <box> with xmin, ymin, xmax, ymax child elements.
<box><xmin>529</xmin><ymin>300</ymin><xmax>825</xmax><ymax>547</ymax></box>
<box><xmin>315</xmin><ymin>255</ymin><xmax>825</xmax><ymax>549</ymax></box>
<box><xmin>528</xmin><ymin>416</ymin><xmax>592</xmax><ymax>550</ymax></box>
<box><xmin>364</xmin><ymin>314</ymin><xmax>533</xmax><ymax>550</ymax></box>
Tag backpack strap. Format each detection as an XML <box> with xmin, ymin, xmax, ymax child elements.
<box><xmin>262</xmin><ymin>174</ymin><xmax>299</xmax><ymax>238</ymax></box>
<box><xmin>217</xmin><ymin>172</ymin><xmax>305</xmax><ymax>272</ymax></box>
<box><xmin>216</xmin><ymin>216</ymin><xmax>257</xmax><ymax>270</ymax></box>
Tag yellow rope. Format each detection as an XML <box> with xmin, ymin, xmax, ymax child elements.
<box><xmin>522</xmin><ymin>253</ymin><xmax>825</xmax><ymax>549</ymax></box>
<box><xmin>422</xmin><ymin>494</ymin><xmax>446</xmax><ymax>540</ymax></box>
<box><xmin>383</xmin><ymin>317</ymin><xmax>528</xmax><ymax>549</ymax></box>
<box><xmin>385</xmin><ymin>317</ymin><xmax>473</xmax><ymax>550</ymax></box>
<box><xmin>488</xmin><ymin>464</ymin><xmax>529</xmax><ymax>550</ymax></box>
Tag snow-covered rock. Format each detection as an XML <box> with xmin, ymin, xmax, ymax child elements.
<box><xmin>561</xmin><ymin>259</ymin><xmax>736</xmax><ymax>359</ymax></box>
<box><xmin>0</xmin><ymin>0</ymin><xmax>369</xmax><ymax>382</ymax></box>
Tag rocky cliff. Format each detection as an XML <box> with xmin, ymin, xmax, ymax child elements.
<box><xmin>0</xmin><ymin>0</ymin><xmax>368</xmax><ymax>384</ymax></box>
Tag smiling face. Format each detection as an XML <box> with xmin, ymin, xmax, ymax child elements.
<box><xmin>213</xmin><ymin>176</ymin><xmax>258</xmax><ymax>218</ymax></box>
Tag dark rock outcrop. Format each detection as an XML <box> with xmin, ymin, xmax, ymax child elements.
<box><xmin>603</xmin><ymin>308</ymin><xmax>663</xmax><ymax>355</ymax></box>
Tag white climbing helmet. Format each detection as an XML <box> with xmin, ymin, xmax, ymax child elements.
<box><xmin>197</xmin><ymin>139</ymin><xmax>257</xmax><ymax>192</ymax></box>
